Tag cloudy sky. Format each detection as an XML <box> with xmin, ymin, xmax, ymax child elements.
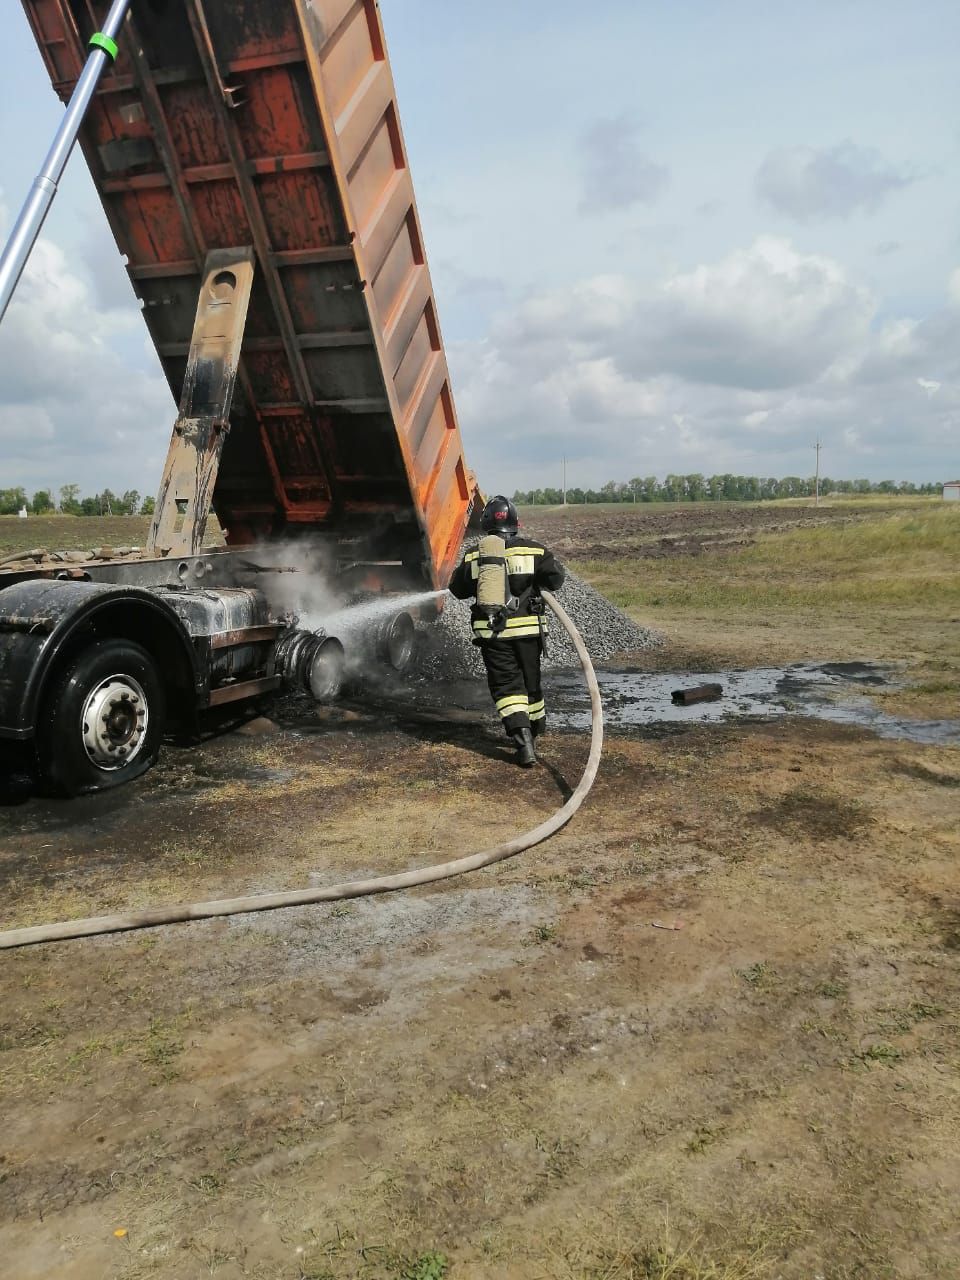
<box><xmin>1</xmin><ymin>0</ymin><xmax>958</xmax><ymax>498</ymax></box>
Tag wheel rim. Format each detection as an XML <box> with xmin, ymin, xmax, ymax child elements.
<box><xmin>308</xmin><ymin>638</ymin><xmax>345</xmax><ymax>702</ymax></box>
<box><xmin>80</xmin><ymin>674</ymin><xmax>149</xmax><ymax>771</ymax></box>
<box><xmin>381</xmin><ymin>613</ymin><xmax>416</xmax><ymax>672</ymax></box>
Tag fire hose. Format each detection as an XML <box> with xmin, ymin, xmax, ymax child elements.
<box><xmin>0</xmin><ymin>590</ymin><xmax>602</xmax><ymax>950</ymax></box>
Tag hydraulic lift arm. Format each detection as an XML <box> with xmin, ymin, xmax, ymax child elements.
<box><xmin>147</xmin><ymin>247</ymin><xmax>256</xmax><ymax>558</ymax></box>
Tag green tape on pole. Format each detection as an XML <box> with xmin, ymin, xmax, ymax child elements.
<box><xmin>89</xmin><ymin>32</ymin><xmax>118</xmax><ymax>61</ymax></box>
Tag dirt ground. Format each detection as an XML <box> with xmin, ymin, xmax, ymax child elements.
<box><xmin>1</xmin><ymin>505</ymin><xmax>959</xmax><ymax>1279</ymax></box>
<box><xmin>522</xmin><ymin>498</ymin><xmax>913</xmax><ymax>562</ymax></box>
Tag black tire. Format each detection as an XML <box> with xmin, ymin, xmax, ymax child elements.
<box><xmin>39</xmin><ymin>640</ymin><xmax>166</xmax><ymax>796</ymax></box>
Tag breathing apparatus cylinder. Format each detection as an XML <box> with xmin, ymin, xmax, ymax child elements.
<box><xmin>476</xmin><ymin>533</ymin><xmax>517</xmax><ymax>635</ymax></box>
<box><xmin>477</xmin><ymin>534</ymin><xmax>507</xmax><ymax>609</ymax></box>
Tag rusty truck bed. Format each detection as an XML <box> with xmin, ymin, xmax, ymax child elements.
<box><xmin>20</xmin><ymin>0</ymin><xmax>474</xmax><ymax>588</ymax></box>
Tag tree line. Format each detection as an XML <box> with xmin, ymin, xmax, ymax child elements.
<box><xmin>513</xmin><ymin>475</ymin><xmax>942</xmax><ymax>505</ymax></box>
<box><xmin>0</xmin><ymin>485</ymin><xmax>155</xmax><ymax>517</ymax></box>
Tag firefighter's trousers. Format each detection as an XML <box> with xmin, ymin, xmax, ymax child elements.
<box><xmin>480</xmin><ymin>637</ymin><xmax>546</xmax><ymax>737</ymax></box>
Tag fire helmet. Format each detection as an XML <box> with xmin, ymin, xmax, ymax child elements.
<box><xmin>480</xmin><ymin>495</ymin><xmax>519</xmax><ymax>535</ymax></box>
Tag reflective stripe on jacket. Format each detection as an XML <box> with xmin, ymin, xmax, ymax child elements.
<box><xmin>472</xmin><ymin>615</ymin><xmax>543</xmax><ymax>640</ymax></box>
<box><xmin>448</xmin><ymin>533</ymin><xmax>565</xmax><ymax>642</ymax></box>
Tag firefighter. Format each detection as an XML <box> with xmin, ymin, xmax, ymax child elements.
<box><xmin>449</xmin><ymin>496</ymin><xmax>565</xmax><ymax>767</ymax></box>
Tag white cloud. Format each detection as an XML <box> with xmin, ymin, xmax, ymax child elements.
<box><xmin>450</xmin><ymin>241</ymin><xmax>960</xmax><ymax>489</ymax></box>
<box><xmin>0</xmin><ymin>236</ymin><xmax>172</xmax><ymax>494</ymax></box>
<box><xmin>560</xmin><ymin>358</ymin><xmax>663</xmax><ymax>423</ymax></box>
<box><xmin>488</xmin><ymin>238</ymin><xmax>874</xmax><ymax>390</ymax></box>
<box><xmin>0</xmin><ymin>402</ymin><xmax>55</xmax><ymax>443</ymax></box>
<box><xmin>743</xmin><ymin>409</ymin><xmax>770</xmax><ymax>428</ymax></box>
<box><xmin>644</xmin><ymin>236</ymin><xmax>873</xmax><ymax>388</ymax></box>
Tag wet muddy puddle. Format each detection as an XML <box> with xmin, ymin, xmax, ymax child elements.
<box><xmin>545</xmin><ymin>661</ymin><xmax>960</xmax><ymax>745</ymax></box>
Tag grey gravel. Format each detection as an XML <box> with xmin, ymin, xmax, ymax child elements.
<box><xmin>413</xmin><ymin>570</ymin><xmax>661</xmax><ymax>680</ymax></box>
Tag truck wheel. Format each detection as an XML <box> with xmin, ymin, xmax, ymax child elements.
<box><xmin>40</xmin><ymin>640</ymin><xmax>166</xmax><ymax>795</ymax></box>
<box><xmin>378</xmin><ymin>612</ymin><xmax>417</xmax><ymax>673</ymax></box>
<box><xmin>307</xmin><ymin>637</ymin><xmax>345</xmax><ymax>702</ymax></box>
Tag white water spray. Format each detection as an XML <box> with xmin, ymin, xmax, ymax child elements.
<box><xmin>304</xmin><ymin>589</ymin><xmax>445</xmax><ymax>637</ymax></box>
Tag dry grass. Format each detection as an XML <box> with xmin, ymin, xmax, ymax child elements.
<box><xmin>544</xmin><ymin>1214</ymin><xmax>781</xmax><ymax>1280</ymax></box>
<box><xmin>575</xmin><ymin>506</ymin><xmax>960</xmax><ymax>611</ymax></box>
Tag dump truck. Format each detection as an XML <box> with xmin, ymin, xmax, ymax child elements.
<box><xmin>0</xmin><ymin>0</ymin><xmax>478</xmax><ymax>794</ymax></box>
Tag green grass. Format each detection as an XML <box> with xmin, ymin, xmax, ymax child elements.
<box><xmin>293</xmin><ymin>1237</ymin><xmax>449</xmax><ymax>1280</ymax></box>
<box><xmin>574</xmin><ymin>507</ymin><xmax>960</xmax><ymax>611</ymax></box>
<box><xmin>857</xmin><ymin>1043</ymin><xmax>904</xmax><ymax>1065</ymax></box>
<box><xmin>528</xmin><ymin>923</ymin><xmax>560</xmax><ymax>944</ymax></box>
<box><xmin>0</xmin><ymin>513</ymin><xmax>224</xmax><ymax>559</ymax></box>
<box><xmin>399</xmin><ymin>1255</ymin><xmax>448</xmax><ymax>1280</ymax></box>
<box><xmin>736</xmin><ymin>962</ymin><xmax>776</xmax><ymax>990</ymax></box>
<box><xmin>521</xmin><ymin>494</ymin><xmax>941</xmax><ymax>516</ymax></box>
<box><xmin>0</xmin><ymin>513</ymin><xmax>152</xmax><ymax>556</ymax></box>
<box><xmin>814</xmin><ymin>981</ymin><xmax>848</xmax><ymax>1000</ymax></box>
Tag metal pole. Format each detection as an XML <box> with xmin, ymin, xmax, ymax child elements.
<box><xmin>562</xmin><ymin>456</ymin><xmax>567</xmax><ymax>505</ymax></box>
<box><xmin>815</xmin><ymin>439</ymin><xmax>821</xmax><ymax>506</ymax></box>
<box><xmin>0</xmin><ymin>0</ymin><xmax>132</xmax><ymax>325</ymax></box>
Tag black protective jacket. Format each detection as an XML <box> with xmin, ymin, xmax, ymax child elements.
<box><xmin>449</xmin><ymin>534</ymin><xmax>565</xmax><ymax>641</ymax></box>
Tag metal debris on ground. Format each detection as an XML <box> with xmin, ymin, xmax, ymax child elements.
<box><xmin>671</xmin><ymin>682</ymin><xmax>724</xmax><ymax>706</ymax></box>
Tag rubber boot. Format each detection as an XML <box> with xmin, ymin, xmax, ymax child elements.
<box><xmin>511</xmin><ymin>727</ymin><xmax>537</xmax><ymax>767</ymax></box>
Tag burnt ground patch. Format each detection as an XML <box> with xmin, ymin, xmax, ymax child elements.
<box><xmin>750</xmin><ymin>785</ymin><xmax>873</xmax><ymax>841</ymax></box>
<box><xmin>891</xmin><ymin>758</ymin><xmax>960</xmax><ymax>788</ymax></box>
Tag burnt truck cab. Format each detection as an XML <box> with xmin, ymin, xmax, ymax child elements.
<box><xmin>0</xmin><ymin>551</ymin><xmax>353</xmax><ymax>794</ymax></box>
<box><xmin>0</xmin><ymin>575</ymin><xmax>202</xmax><ymax>792</ymax></box>
<box><xmin>3</xmin><ymin>0</ymin><xmax>483</xmax><ymax>793</ymax></box>
<box><xmin>0</xmin><ymin>540</ymin><xmax>434</xmax><ymax>794</ymax></box>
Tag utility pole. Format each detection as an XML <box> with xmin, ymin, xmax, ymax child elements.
<box><xmin>562</xmin><ymin>456</ymin><xmax>567</xmax><ymax>505</ymax></box>
<box><xmin>815</xmin><ymin>439</ymin><xmax>821</xmax><ymax>506</ymax></box>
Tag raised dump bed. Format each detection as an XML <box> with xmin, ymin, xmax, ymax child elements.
<box><xmin>20</xmin><ymin>0</ymin><xmax>475</xmax><ymax>589</ymax></box>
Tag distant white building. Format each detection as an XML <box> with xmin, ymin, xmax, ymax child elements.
<box><xmin>944</xmin><ymin>481</ymin><xmax>960</xmax><ymax>502</ymax></box>
<box><xmin>17</xmin><ymin>507</ymin><xmax>28</xmax><ymax>519</ymax></box>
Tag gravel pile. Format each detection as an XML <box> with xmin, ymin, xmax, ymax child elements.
<box><xmin>413</xmin><ymin>571</ymin><xmax>660</xmax><ymax>680</ymax></box>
